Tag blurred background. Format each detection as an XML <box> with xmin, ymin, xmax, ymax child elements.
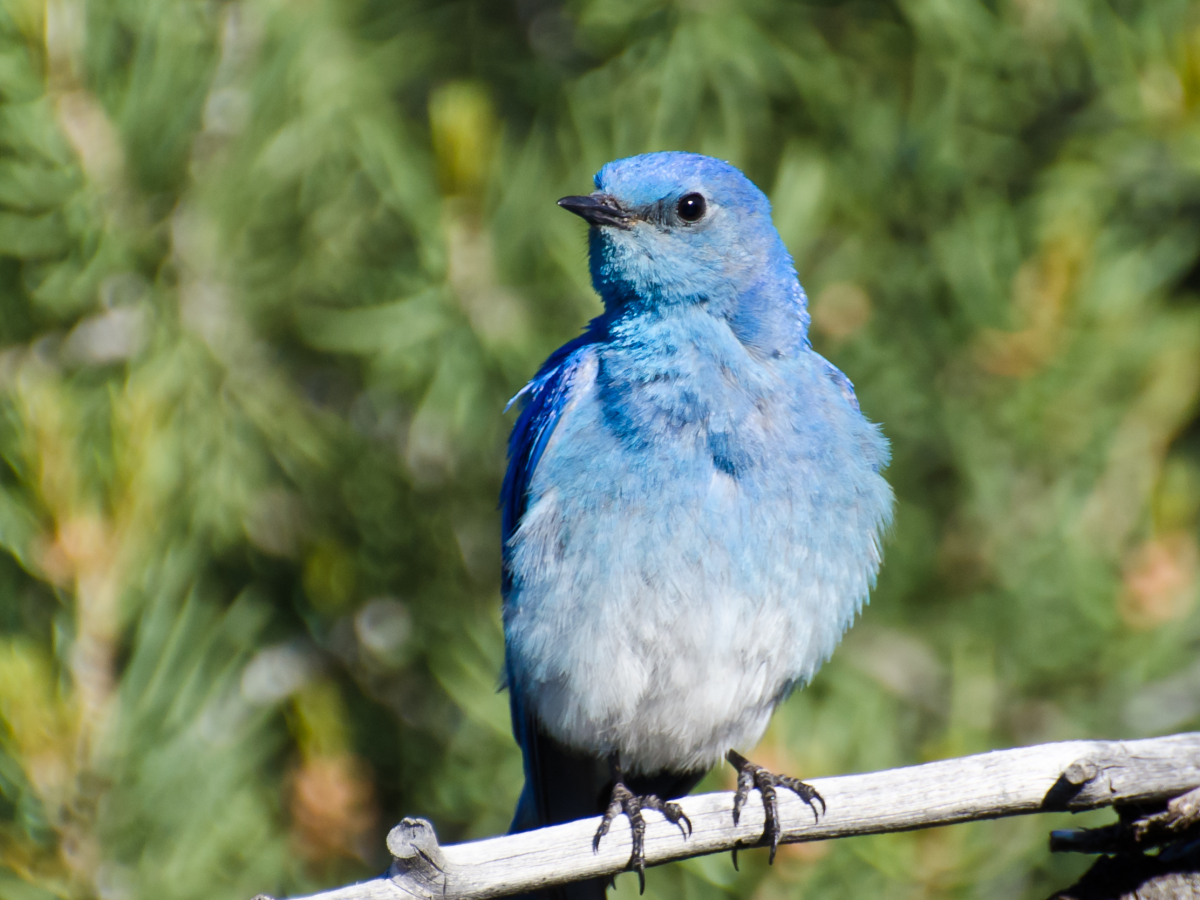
<box><xmin>0</xmin><ymin>0</ymin><xmax>1197</xmax><ymax>898</ymax></box>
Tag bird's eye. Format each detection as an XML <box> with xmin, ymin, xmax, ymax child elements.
<box><xmin>676</xmin><ymin>193</ymin><xmax>706</xmax><ymax>223</ymax></box>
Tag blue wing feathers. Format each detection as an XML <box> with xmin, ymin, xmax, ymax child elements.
<box><xmin>500</xmin><ymin>328</ymin><xmax>597</xmax><ymax>752</ymax></box>
<box><xmin>501</xmin><ymin>328</ymin><xmax>602</xmax><ymax>553</ymax></box>
<box><xmin>502</xmin><ymin>326</ymin><xmax>631</xmax><ymax>894</ymax></box>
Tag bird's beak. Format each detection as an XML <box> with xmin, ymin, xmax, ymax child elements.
<box><xmin>557</xmin><ymin>193</ymin><xmax>634</xmax><ymax>229</ymax></box>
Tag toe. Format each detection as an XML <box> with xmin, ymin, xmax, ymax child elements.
<box><xmin>592</xmin><ymin>784</ymin><xmax>689</xmax><ymax>885</ymax></box>
<box><xmin>728</xmin><ymin>751</ymin><xmax>826</xmax><ymax>857</ymax></box>
<box><xmin>665</xmin><ymin>802</ymin><xmax>692</xmax><ymax>838</ymax></box>
<box><xmin>778</xmin><ymin>775</ymin><xmax>825</xmax><ymax>821</ymax></box>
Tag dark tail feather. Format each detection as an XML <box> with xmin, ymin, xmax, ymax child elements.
<box><xmin>508</xmin><ymin>723</ymin><xmax>706</xmax><ymax>900</ymax></box>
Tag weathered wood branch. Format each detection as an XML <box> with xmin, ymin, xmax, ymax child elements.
<box><xmin>277</xmin><ymin>733</ymin><xmax>1200</xmax><ymax>900</ymax></box>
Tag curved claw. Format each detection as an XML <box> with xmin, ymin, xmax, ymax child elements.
<box><xmin>726</xmin><ymin>749</ymin><xmax>825</xmax><ymax>864</ymax></box>
<box><xmin>592</xmin><ymin>782</ymin><xmax>691</xmax><ymax>893</ymax></box>
<box><xmin>677</xmin><ymin>810</ymin><xmax>694</xmax><ymax>838</ymax></box>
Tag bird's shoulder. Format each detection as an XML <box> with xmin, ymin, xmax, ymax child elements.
<box><xmin>500</xmin><ymin>329</ymin><xmax>601</xmax><ymax>549</ymax></box>
<box><xmin>810</xmin><ymin>353</ymin><xmax>862</xmax><ymax>412</ymax></box>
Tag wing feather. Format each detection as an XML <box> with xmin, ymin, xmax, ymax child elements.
<box><xmin>501</xmin><ymin>332</ymin><xmax>596</xmax><ymax>587</ymax></box>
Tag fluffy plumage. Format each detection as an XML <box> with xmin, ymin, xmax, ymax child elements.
<box><xmin>501</xmin><ymin>152</ymin><xmax>893</xmax><ymax>894</ymax></box>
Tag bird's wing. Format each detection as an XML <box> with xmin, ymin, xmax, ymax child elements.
<box><xmin>501</xmin><ymin>334</ymin><xmax>607</xmax><ymax>857</ymax></box>
<box><xmin>500</xmin><ymin>332</ymin><xmax>596</xmax><ymax>576</ymax></box>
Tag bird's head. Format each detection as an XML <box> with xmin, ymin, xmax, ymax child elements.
<box><xmin>559</xmin><ymin>152</ymin><xmax>798</xmax><ymax>320</ymax></box>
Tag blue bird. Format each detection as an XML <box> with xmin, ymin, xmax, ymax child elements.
<box><xmin>501</xmin><ymin>152</ymin><xmax>893</xmax><ymax>898</ymax></box>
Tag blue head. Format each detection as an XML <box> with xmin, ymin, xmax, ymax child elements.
<box><xmin>558</xmin><ymin>151</ymin><xmax>809</xmax><ymax>351</ymax></box>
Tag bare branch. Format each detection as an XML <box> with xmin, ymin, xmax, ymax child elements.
<box><xmin>277</xmin><ymin>732</ymin><xmax>1200</xmax><ymax>900</ymax></box>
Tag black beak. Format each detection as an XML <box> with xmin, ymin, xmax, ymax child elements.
<box><xmin>557</xmin><ymin>193</ymin><xmax>633</xmax><ymax>229</ymax></box>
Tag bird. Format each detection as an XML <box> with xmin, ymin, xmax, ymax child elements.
<box><xmin>500</xmin><ymin>151</ymin><xmax>893</xmax><ymax>899</ymax></box>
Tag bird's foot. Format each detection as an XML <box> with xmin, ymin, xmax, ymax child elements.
<box><xmin>592</xmin><ymin>781</ymin><xmax>691</xmax><ymax>893</ymax></box>
<box><xmin>727</xmin><ymin>749</ymin><xmax>825</xmax><ymax>865</ymax></box>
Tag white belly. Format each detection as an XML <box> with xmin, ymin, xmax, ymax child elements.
<box><xmin>523</xmin><ymin>585</ymin><xmax>801</xmax><ymax>773</ymax></box>
<box><xmin>505</xmin><ymin>467</ymin><xmax>861</xmax><ymax>775</ymax></box>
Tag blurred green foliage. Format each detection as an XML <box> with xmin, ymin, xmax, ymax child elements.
<box><xmin>0</xmin><ymin>0</ymin><xmax>1198</xmax><ymax>898</ymax></box>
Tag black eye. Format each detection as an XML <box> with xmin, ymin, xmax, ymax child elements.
<box><xmin>676</xmin><ymin>193</ymin><xmax>706</xmax><ymax>223</ymax></box>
